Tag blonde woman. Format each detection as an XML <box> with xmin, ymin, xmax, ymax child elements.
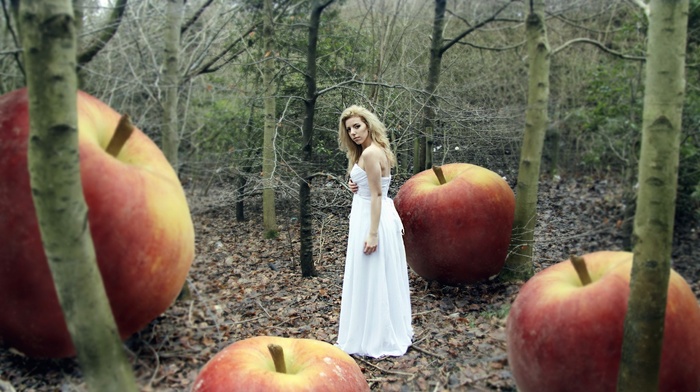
<box><xmin>336</xmin><ymin>105</ymin><xmax>413</xmax><ymax>358</ymax></box>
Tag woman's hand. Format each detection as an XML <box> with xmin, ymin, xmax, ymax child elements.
<box><xmin>364</xmin><ymin>233</ymin><xmax>378</xmax><ymax>255</ymax></box>
<box><xmin>348</xmin><ymin>179</ymin><xmax>358</xmax><ymax>193</ymax></box>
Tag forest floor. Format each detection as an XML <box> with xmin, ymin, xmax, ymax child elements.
<box><xmin>1</xmin><ymin>174</ymin><xmax>698</xmax><ymax>392</ymax></box>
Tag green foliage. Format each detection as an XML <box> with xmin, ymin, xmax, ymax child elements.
<box><xmin>564</xmin><ymin>61</ymin><xmax>644</xmax><ymax>173</ymax></box>
<box><xmin>687</xmin><ymin>0</ymin><xmax>700</xmax><ymax>47</ymax></box>
<box><xmin>194</xmin><ymin>96</ymin><xmax>261</xmax><ymax>154</ymax></box>
<box><xmin>574</xmin><ymin>55</ymin><xmax>699</xmax><ymax>225</ymax></box>
<box><xmin>677</xmin><ymin>140</ymin><xmax>700</xmax><ymax>223</ymax></box>
<box><xmin>676</xmin><ymin>6</ymin><xmax>700</xmax><ymax>226</ymax></box>
<box><xmin>677</xmin><ymin>94</ymin><xmax>700</xmax><ymax>226</ymax></box>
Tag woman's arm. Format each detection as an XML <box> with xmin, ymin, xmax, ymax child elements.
<box><xmin>362</xmin><ymin>147</ymin><xmax>383</xmax><ymax>255</ymax></box>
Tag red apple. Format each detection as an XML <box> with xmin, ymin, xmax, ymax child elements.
<box><xmin>506</xmin><ymin>251</ymin><xmax>700</xmax><ymax>392</ymax></box>
<box><xmin>192</xmin><ymin>336</ymin><xmax>369</xmax><ymax>392</ymax></box>
<box><xmin>394</xmin><ymin>163</ymin><xmax>515</xmax><ymax>285</ymax></box>
<box><xmin>0</xmin><ymin>88</ymin><xmax>195</xmax><ymax>358</ymax></box>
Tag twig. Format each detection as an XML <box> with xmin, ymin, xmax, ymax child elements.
<box><xmin>146</xmin><ymin>344</ymin><xmax>160</xmax><ymax>389</ymax></box>
<box><xmin>413</xmin><ymin>309</ymin><xmax>439</xmax><ymax>317</ymax></box>
<box><xmin>256</xmin><ymin>300</ymin><xmax>272</xmax><ymax>318</ymax></box>
<box><xmin>228</xmin><ymin>315</ymin><xmax>267</xmax><ymax>327</ymax></box>
<box><xmin>354</xmin><ymin>357</ymin><xmax>415</xmax><ymax>378</ymax></box>
<box><xmin>187</xmin><ymin>300</ymin><xmax>195</xmax><ymax>325</ymax></box>
<box><xmin>365</xmin><ymin>377</ymin><xmax>391</xmax><ymax>383</ymax></box>
<box><xmin>410</xmin><ymin>344</ymin><xmax>444</xmax><ymax>359</ymax></box>
<box><xmin>410</xmin><ymin>330</ymin><xmax>428</xmax><ymax>346</ymax></box>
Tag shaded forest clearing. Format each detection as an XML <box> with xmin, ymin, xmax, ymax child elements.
<box><xmin>1</xmin><ymin>174</ymin><xmax>698</xmax><ymax>391</ymax></box>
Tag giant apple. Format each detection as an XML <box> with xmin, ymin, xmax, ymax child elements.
<box><xmin>192</xmin><ymin>336</ymin><xmax>369</xmax><ymax>392</ymax></box>
<box><xmin>394</xmin><ymin>163</ymin><xmax>515</xmax><ymax>285</ymax></box>
<box><xmin>0</xmin><ymin>88</ymin><xmax>195</xmax><ymax>358</ymax></box>
<box><xmin>506</xmin><ymin>251</ymin><xmax>700</xmax><ymax>392</ymax></box>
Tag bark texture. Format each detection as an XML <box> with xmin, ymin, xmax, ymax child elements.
<box><xmin>19</xmin><ymin>0</ymin><xmax>136</xmax><ymax>390</ymax></box>
<box><xmin>415</xmin><ymin>0</ymin><xmax>446</xmax><ymax>173</ymax></box>
<box><xmin>299</xmin><ymin>0</ymin><xmax>335</xmax><ymax>277</ymax></box>
<box><xmin>617</xmin><ymin>0</ymin><xmax>689</xmax><ymax>390</ymax></box>
<box><xmin>162</xmin><ymin>0</ymin><xmax>183</xmax><ymax>170</ymax></box>
<box><xmin>501</xmin><ymin>0</ymin><xmax>550</xmax><ymax>281</ymax></box>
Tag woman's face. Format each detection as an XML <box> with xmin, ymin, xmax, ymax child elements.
<box><xmin>345</xmin><ymin>116</ymin><xmax>371</xmax><ymax>147</ymax></box>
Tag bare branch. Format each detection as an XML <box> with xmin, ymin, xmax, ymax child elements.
<box><xmin>441</xmin><ymin>0</ymin><xmax>519</xmax><ymax>55</ymax></box>
<box><xmin>185</xmin><ymin>22</ymin><xmax>261</xmax><ymax>79</ymax></box>
<box><xmin>551</xmin><ymin>38</ymin><xmax>646</xmax><ymax>61</ymax></box>
<box><xmin>319</xmin><ymin>0</ymin><xmax>335</xmax><ymax>12</ymax></box>
<box><xmin>181</xmin><ymin>0</ymin><xmax>214</xmax><ymax>35</ymax></box>
<box><xmin>77</xmin><ymin>0</ymin><xmax>128</xmax><ymax>66</ymax></box>
<box><xmin>547</xmin><ymin>11</ymin><xmax>627</xmax><ymax>34</ymax></box>
<box><xmin>1</xmin><ymin>0</ymin><xmax>24</xmax><ymax>78</ymax></box>
<box><xmin>454</xmin><ymin>39</ymin><xmax>526</xmax><ymax>52</ymax></box>
<box><xmin>316</xmin><ymin>78</ymin><xmax>425</xmax><ymax>98</ymax></box>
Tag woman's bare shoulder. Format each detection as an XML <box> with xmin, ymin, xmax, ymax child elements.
<box><xmin>362</xmin><ymin>144</ymin><xmax>389</xmax><ymax>173</ymax></box>
<box><xmin>362</xmin><ymin>144</ymin><xmax>383</xmax><ymax>160</ymax></box>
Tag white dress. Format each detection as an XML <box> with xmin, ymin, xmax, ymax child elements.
<box><xmin>337</xmin><ymin>164</ymin><xmax>413</xmax><ymax>358</ymax></box>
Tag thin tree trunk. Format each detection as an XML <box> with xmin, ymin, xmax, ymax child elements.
<box><xmin>262</xmin><ymin>0</ymin><xmax>278</xmax><ymax>237</ymax></box>
<box><xmin>163</xmin><ymin>0</ymin><xmax>190</xmax><ymax>301</ymax></box>
<box><xmin>412</xmin><ymin>0</ymin><xmax>445</xmax><ymax>174</ymax></box>
<box><xmin>500</xmin><ymin>0</ymin><xmax>550</xmax><ymax>281</ymax></box>
<box><xmin>617</xmin><ymin>0</ymin><xmax>689</xmax><ymax>390</ymax></box>
<box><xmin>299</xmin><ymin>0</ymin><xmax>334</xmax><ymax>277</ymax></box>
<box><xmin>162</xmin><ymin>0</ymin><xmax>183</xmax><ymax>171</ymax></box>
<box><xmin>415</xmin><ymin>0</ymin><xmax>512</xmax><ymax>174</ymax></box>
<box><xmin>236</xmin><ymin>103</ymin><xmax>258</xmax><ymax>222</ymax></box>
<box><xmin>19</xmin><ymin>0</ymin><xmax>136</xmax><ymax>390</ymax></box>
<box><xmin>236</xmin><ymin>174</ymin><xmax>248</xmax><ymax>221</ymax></box>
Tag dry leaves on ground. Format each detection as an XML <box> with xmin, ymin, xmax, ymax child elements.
<box><xmin>1</xmin><ymin>175</ymin><xmax>698</xmax><ymax>391</ymax></box>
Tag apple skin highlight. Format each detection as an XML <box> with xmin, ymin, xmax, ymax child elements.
<box><xmin>0</xmin><ymin>88</ymin><xmax>195</xmax><ymax>358</ymax></box>
<box><xmin>506</xmin><ymin>251</ymin><xmax>700</xmax><ymax>392</ymax></box>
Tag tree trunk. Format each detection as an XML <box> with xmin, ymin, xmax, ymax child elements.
<box><xmin>617</xmin><ymin>0</ymin><xmax>689</xmax><ymax>390</ymax></box>
<box><xmin>19</xmin><ymin>1</ymin><xmax>136</xmax><ymax>390</ymax></box>
<box><xmin>236</xmin><ymin>104</ymin><xmax>258</xmax><ymax>222</ymax></box>
<box><xmin>414</xmin><ymin>0</ymin><xmax>445</xmax><ymax>174</ymax></box>
<box><xmin>299</xmin><ymin>0</ymin><xmax>334</xmax><ymax>277</ymax></box>
<box><xmin>163</xmin><ymin>0</ymin><xmax>191</xmax><ymax>301</ymax></box>
<box><xmin>500</xmin><ymin>0</ymin><xmax>550</xmax><ymax>282</ymax></box>
<box><xmin>162</xmin><ymin>0</ymin><xmax>183</xmax><ymax>171</ymax></box>
<box><xmin>236</xmin><ymin>174</ymin><xmax>248</xmax><ymax>222</ymax></box>
<box><xmin>262</xmin><ymin>0</ymin><xmax>278</xmax><ymax>237</ymax></box>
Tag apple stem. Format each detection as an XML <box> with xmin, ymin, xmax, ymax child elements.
<box><xmin>105</xmin><ymin>114</ymin><xmax>134</xmax><ymax>157</ymax></box>
<box><xmin>570</xmin><ymin>254</ymin><xmax>592</xmax><ymax>286</ymax></box>
<box><xmin>432</xmin><ymin>165</ymin><xmax>447</xmax><ymax>185</ymax></box>
<box><xmin>267</xmin><ymin>344</ymin><xmax>287</xmax><ymax>374</ymax></box>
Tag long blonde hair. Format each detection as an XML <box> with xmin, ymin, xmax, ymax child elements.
<box><xmin>338</xmin><ymin>105</ymin><xmax>397</xmax><ymax>175</ymax></box>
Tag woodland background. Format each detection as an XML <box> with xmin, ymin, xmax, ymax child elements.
<box><xmin>3</xmin><ymin>0</ymin><xmax>699</xmax><ymax>213</ymax></box>
<box><xmin>1</xmin><ymin>0</ymin><xmax>699</xmax><ymax>390</ymax></box>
